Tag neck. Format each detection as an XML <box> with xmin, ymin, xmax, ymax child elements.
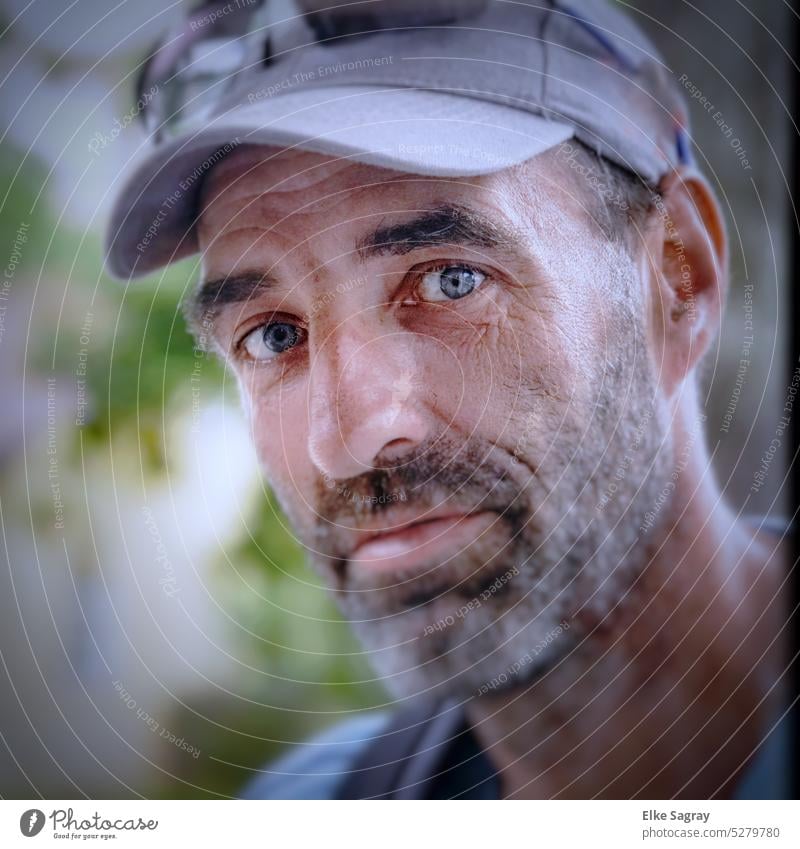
<box><xmin>467</xmin><ymin>417</ymin><xmax>787</xmax><ymax>799</ymax></box>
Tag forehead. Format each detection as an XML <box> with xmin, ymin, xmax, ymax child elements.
<box><xmin>198</xmin><ymin>145</ymin><xmax>568</xmax><ymax>249</ymax></box>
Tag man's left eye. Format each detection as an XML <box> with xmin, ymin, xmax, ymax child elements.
<box><xmin>418</xmin><ymin>265</ymin><xmax>486</xmax><ymax>302</ymax></box>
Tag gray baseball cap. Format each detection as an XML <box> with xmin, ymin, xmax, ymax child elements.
<box><xmin>105</xmin><ymin>0</ymin><xmax>691</xmax><ymax>279</ymax></box>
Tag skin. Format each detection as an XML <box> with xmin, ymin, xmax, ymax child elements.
<box><xmin>193</xmin><ymin>144</ymin><xmax>786</xmax><ymax>798</ymax></box>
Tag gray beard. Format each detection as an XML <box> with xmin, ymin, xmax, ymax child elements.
<box><xmin>314</xmin><ymin>321</ymin><xmax>673</xmax><ymax>701</ymax></box>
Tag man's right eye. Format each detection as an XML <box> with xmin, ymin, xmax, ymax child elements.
<box><xmin>240</xmin><ymin>321</ymin><xmax>305</xmax><ymax>361</ymax></box>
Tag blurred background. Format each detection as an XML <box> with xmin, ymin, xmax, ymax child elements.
<box><xmin>0</xmin><ymin>0</ymin><xmax>792</xmax><ymax>797</ymax></box>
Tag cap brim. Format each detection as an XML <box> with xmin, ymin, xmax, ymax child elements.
<box><xmin>105</xmin><ymin>85</ymin><xmax>574</xmax><ymax>279</ymax></box>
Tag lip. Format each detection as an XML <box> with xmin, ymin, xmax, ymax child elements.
<box><xmin>347</xmin><ymin>510</ymin><xmax>496</xmax><ymax>576</ymax></box>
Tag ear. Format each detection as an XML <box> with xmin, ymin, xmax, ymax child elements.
<box><xmin>645</xmin><ymin>168</ymin><xmax>727</xmax><ymax>398</ymax></box>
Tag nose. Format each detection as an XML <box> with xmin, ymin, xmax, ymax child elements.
<box><xmin>307</xmin><ymin>315</ymin><xmax>432</xmax><ymax>480</ymax></box>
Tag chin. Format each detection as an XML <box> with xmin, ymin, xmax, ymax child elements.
<box><xmin>349</xmin><ymin>589</ymin><xmax>578</xmax><ymax>701</ymax></box>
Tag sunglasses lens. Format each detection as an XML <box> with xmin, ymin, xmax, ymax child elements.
<box><xmin>140</xmin><ymin>0</ymin><xmax>265</xmax><ymax>138</ymax></box>
<box><xmin>167</xmin><ymin>38</ymin><xmax>249</xmax><ymax>133</ymax></box>
<box><xmin>139</xmin><ymin>0</ymin><xmax>489</xmax><ymax>139</ymax></box>
<box><xmin>297</xmin><ymin>0</ymin><xmax>487</xmax><ymax>34</ymax></box>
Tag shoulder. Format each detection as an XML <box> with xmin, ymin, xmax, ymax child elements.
<box><xmin>732</xmin><ymin>706</ymin><xmax>794</xmax><ymax>800</ymax></box>
<box><xmin>239</xmin><ymin>711</ymin><xmax>390</xmax><ymax>800</ymax></box>
<box><xmin>745</xmin><ymin>513</ymin><xmax>791</xmax><ymax>569</ymax></box>
<box><xmin>746</xmin><ymin>514</ymin><xmax>792</xmax><ymax>538</ymax></box>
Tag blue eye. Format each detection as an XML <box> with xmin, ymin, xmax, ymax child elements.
<box><xmin>419</xmin><ymin>265</ymin><xmax>486</xmax><ymax>301</ymax></box>
<box><xmin>242</xmin><ymin>321</ymin><xmax>304</xmax><ymax>361</ymax></box>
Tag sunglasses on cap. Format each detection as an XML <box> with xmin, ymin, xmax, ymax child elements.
<box><xmin>135</xmin><ymin>0</ymin><xmax>488</xmax><ymax>142</ymax></box>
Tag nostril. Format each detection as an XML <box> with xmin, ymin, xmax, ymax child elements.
<box><xmin>375</xmin><ymin>438</ymin><xmax>417</xmax><ymax>465</ymax></box>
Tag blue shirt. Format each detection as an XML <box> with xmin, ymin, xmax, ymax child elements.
<box><xmin>240</xmin><ymin>703</ymin><xmax>794</xmax><ymax>799</ymax></box>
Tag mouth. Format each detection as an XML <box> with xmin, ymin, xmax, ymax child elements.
<box><xmin>346</xmin><ymin>510</ymin><xmax>497</xmax><ymax>578</ymax></box>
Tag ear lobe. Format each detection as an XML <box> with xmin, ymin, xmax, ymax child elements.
<box><xmin>649</xmin><ymin>168</ymin><xmax>728</xmax><ymax>396</ymax></box>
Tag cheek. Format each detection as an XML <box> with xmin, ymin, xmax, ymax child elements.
<box><xmin>391</xmin><ymin>303</ymin><xmax>498</xmax><ymax>429</ymax></box>
<box><xmin>520</xmin><ymin>281</ymin><xmax>622</xmax><ymax>402</ymax></box>
<box><xmin>500</xmin><ymin>288</ymin><xmax>582</xmax><ymax>402</ymax></box>
<box><xmin>487</xmin><ymin>281</ymin><xmax>621</xmax><ymax>461</ymax></box>
<box><xmin>242</xmin><ymin>376</ymin><xmax>317</xmax><ymax>522</ymax></box>
<box><xmin>410</xmin><ymin>287</ymin><xmax>588</xmax><ymax>443</ymax></box>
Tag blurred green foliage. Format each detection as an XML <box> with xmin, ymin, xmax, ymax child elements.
<box><xmin>1</xmin><ymin>133</ymin><xmax>381</xmax><ymax>799</ymax></box>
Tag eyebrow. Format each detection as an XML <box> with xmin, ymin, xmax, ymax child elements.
<box><xmin>356</xmin><ymin>203</ymin><xmax>520</xmax><ymax>258</ymax></box>
<box><xmin>185</xmin><ymin>272</ymin><xmax>277</xmax><ymax>333</ymax></box>
<box><xmin>186</xmin><ymin>203</ymin><xmax>524</xmax><ymax>330</ymax></box>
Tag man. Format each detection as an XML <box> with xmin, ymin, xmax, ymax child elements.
<box><xmin>106</xmin><ymin>0</ymin><xmax>790</xmax><ymax>798</ymax></box>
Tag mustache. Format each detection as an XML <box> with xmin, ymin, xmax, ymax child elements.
<box><xmin>311</xmin><ymin>436</ymin><xmax>529</xmax><ymax>559</ymax></box>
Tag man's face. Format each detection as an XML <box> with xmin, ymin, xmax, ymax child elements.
<box><xmin>197</xmin><ymin>145</ymin><xmax>671</xmax><ymax>699</ymax></box>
